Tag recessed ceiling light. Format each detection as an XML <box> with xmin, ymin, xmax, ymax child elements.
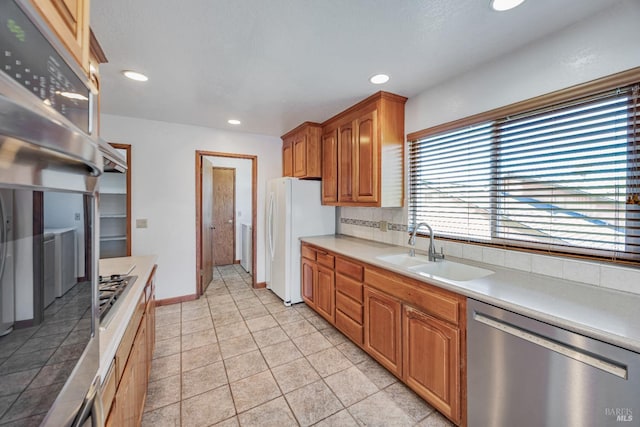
<box><xmin>56</xmin><ymin>91</ymin><xmax>89</xmax><ymax>101</ymax></box>
<box><xmin>228</xmin><ymin>119</ymin><xmax>241</xmax><ymax>125</ymax></box>
<box><xmin>490</xmin><ymin>0</ymin><xmax>526</xmax><ymax>11</ymax></box>
<box><xmin>122</xmin><ymin>70</ymin><xmax>148</xmax><ymax>82</ymax></box>
<box><xmin>369</xmin><ymin>74</ymin><xmax>390</xmax><ymax>85</ymax></box>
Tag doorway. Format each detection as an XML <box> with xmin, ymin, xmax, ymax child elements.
<box><xmin>195</xmin><ymin>151</ymin><xmax>257</xmax><ymax>295</ymax></box>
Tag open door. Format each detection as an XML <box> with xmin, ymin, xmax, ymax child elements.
<box><xmin>212</xmin><ymin>167</ymin><xmax>235</xmax><ymax>265</ymax></box>
<box><xmin>200</xmin><ymin>158</ymin><xmax>214</xmax><ymax>292</ymax></box>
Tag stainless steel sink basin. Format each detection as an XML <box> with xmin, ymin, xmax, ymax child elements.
<box><xmin>408</xmin><ymin>260</ymin><xmax>494</xmax><ymax>282</ymax></box>
<box><xmin>375</xmin><ymin>253</ymin><xmax>431</xmax><ymax>267</ymax></box>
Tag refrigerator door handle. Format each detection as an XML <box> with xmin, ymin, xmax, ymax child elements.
<box><xmin>267</xmin><ymin>192</ymin><xmax>275</xmax><ymax>260</ymax></box>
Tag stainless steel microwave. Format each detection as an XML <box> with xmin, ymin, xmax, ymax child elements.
<box><xmin>0</xmin><ymin>0</ymin><xmax>111</xmax><ymax>425</ymax></box>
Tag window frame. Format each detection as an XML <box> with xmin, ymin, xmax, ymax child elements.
<box><xmin>407</xmin><ymin>67</ymin><xmax>640</xmax><ymax>265</ymax></box>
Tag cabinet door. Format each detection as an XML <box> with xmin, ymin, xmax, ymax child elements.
<box><xmin>293</xmin><ymin>133</ymin><xmax>307</xmax><ymax>177</ymax></box>
<box><xmin>133</xmin><ymin>318</ymin><xmax>147</xmax><ymax>426</ymax></box>
<box><xmin>282</xmin><ymin>137</ymin><xmax>293</xmax><ymax>177</ymax></box>
<box><xmin>354</xmin><ymin>110</ymin><xmax>379</xmax><ymax>203</ymax></box>
<box><xmin>315</xmin><ymin>264</ymin><xmax>335</xmax><ymax>322</ymax></box>
<box><xmin>403</xmin><ymin>306</ymin><xmax>460</xmax><ymax>424</ymax></box>
<box><xmin>301</xmin><ymin>258</ymin><xmax>316</xmax><ymax>307</ymax></box>
<box><xmin>364</xmin><ymin>287</ymin><xmax>402</xmax><ymax>377</ymax></box>
<box><xmin>337</xmin><ymin>122</ymin><xmax>355</xmax><ymax>203</ymax></box>
<box><xmin>321</xmin><ymin>130</ymin><xmax>338</xmax><ymax>204</ymax></box>
<box><xmin>32</xmin><ymin>0</ymin><xmax>89</xmax><ymax>70</ymax></box>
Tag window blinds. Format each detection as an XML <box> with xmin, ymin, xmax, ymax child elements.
<box><xmin>409</xmin><ymin>84</ymin><xmax>640</xmax><ymax>261</ymax></box>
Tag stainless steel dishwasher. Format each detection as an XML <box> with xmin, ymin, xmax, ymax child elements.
<box><xmin>468</xmin><ymin>299</ymin><xmax>639</xmax><ymax>427</ymax></box>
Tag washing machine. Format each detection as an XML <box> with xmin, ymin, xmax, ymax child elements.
<box><xmin>0</xmin><ymin>189</ymin><xmax>14</xmax><ymax>336</ymax></box>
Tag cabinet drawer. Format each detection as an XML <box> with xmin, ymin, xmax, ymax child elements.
<box><xmin>336</xmin><ymin>310</ymin><xmax>363</xmax><ymax>345</ymax></box>
<box><xmin>336</xmin><ymin>274</ymin><xmax>363</xmax><ymax>303</ymax></box>
<box><xmin>336</xmin><ymin>257</ymin><xmax>363</xmax><ymax>281</ymax></box>
<box><xmin>301</xmin><ymin>245</ymin><xmax>316</xmax><ymax>261</ymax></box>
<box><xmin>115</xmin><ymin>293</ymin><xmax>145</xmax><ymax>381</ymax></box>
<box><xmin>336</xmin><ymin>292</ymin><xmax>363</xmax><ymax>324</ymax></box>
<box><xmin>316</xmin><ymin>251</ymin><xmax>335</xmax><ymax>268</ymax></box>
<box><xmin>365</xmin><ymin>268</ymin><xmax>460</xmax><ymax>325</ymax></box>
<box><xmin>101</xmin><ymin>361</ymin><xmax>117</xmax><ymax>416</ymax></box>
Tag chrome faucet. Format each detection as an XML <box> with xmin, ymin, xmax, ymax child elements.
<box><xmin>408</xmin><ymin>222</ymin><xmax>445</xmax><ymax>261</ymax></box>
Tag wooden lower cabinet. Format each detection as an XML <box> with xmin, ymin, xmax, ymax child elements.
<box><xmin>403</xmin><ymin>305</ymin><xmax>461</xmax><ymax>424</ymax></box>
<box><xmin>301</xmin><ymin>256</ymin><xmax>316</xmax><ymax>307</ymax></box>
<box><xmin>364</xmin><ymin>286</ymin><xmax>402</xmax><ymax>377</ymax></box>
<box><xmin>104</xmin><ymin>266</ymin><xmax>157</xmax><ymax>426</ymax></box>
<box><xmin>316</xmin><ymin>264</ymin><xmax>335</xmax><ymax>322</ymax></box>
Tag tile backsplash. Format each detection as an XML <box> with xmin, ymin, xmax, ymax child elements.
<box><xmin>337</xmin><ymin>207</ymin><xmax>640</xmax><ymax>296</ymax></box>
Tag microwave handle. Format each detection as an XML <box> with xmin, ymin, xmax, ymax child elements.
<box><xmin>71</xmin><ymin>376</ymin><xmax>104</xmax><ymax>427</ymax></box>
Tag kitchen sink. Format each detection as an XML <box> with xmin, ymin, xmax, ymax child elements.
<box><xmin>375</xmin><ymin>253</ymin><xmax>431</xmax><ymax>267</ymax></box>
<box><xmin>408</xmin><ymin>260</ymin><xmax>494</xmax><ymax>282</ymax></box>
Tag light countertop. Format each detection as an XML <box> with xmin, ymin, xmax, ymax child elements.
<box><xmin>301</xmin><ymin>235</ymin><xmax>640</xmax><ymax>353</ymax></box>
<box><xmin>98</xmin><ymin>255</ymin><xmax>158</xmax><ymax>379</ymax></box>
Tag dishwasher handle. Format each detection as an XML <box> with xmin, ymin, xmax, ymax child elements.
<box><xmin>473</xmin><ymin>311</ymin><xmax>628</xmax><ymax>379</ymax></box>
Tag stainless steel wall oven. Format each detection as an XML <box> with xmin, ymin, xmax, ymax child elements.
<box><xmin>0</xmin><ymin>0</ymin><xmax>106</xmax><ymax>425</ymax></box>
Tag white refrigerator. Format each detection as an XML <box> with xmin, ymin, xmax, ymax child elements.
<box><xmin>266</xmin><ymin>177</ymin><xmax>335</xmax><ymax>305</ymax></box>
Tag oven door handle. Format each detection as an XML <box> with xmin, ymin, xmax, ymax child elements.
<box><xmin>71</xmin><ymin>376</ymin><xmax>104</xmax><ymax>427</ymax></box>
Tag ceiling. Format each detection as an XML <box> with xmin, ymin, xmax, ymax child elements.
<box><xmin>90</xmin><ymin>0</ymin><xmax>616</xmax><ymax>137</ymax></box>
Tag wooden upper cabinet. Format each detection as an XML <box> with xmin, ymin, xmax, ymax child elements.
<box><xmin>321</xmin><ymin>91</ymin><xmax>407</xmax><ymax>207</ymax></box>
<box><xmin>31</xmin><ymin>0</ymin><xmax>91</xmax><ymax>71</ymax></box>
<box><xmin>282</xmin><ymin>137</ymin><xmax>294</xmax><ymax>177</ymax></box>
<box><xmin>281</xmin><ymin>122</ymin><xmax>322</xmax><ymax>179</ymax></box>
<box><xmin>321</xmin><ymin>130</ymin><xmax>338</xmax><ymax>204</ymax></box>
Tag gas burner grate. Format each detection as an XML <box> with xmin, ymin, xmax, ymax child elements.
<box><xmin>98</xmin><ymin>275</ymin><xmax>137</xmax><ymax>322</ymax></box>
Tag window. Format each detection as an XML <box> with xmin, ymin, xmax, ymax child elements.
<box><xmin>409</xmin><ymin>80</ymin><xmax>640</xmax><ymax>262</ymax></box>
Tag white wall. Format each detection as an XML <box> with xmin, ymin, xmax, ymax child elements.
<box><xmin>99</xmin><ymin>114</ymin><xmax>281</xmax><ymax>300</ymax></box>
<box><xmin>14</xmin><ymin>190</ymin><xmax>34</xmax><ymax>321</ymax></box>
<box><xmin>205</xmin><ymin>156</ymin><xmax>253</xmax><ymax>263</ymax></box>
<box><xmin>339</xmin><ymin>0</ymin><xmax>640</xmax><ymax>295</ymax></box>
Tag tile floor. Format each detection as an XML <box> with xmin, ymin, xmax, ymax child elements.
<box><xmin>142</xmin><ymin>264</ymin><xmax>454</xmax><ymax>427</ymax></box>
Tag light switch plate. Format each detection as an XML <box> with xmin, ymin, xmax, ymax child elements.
<box><xmin>136</xmin><ymin>218</ymin><xmax>148</xmax><ymax>228</ymax></box>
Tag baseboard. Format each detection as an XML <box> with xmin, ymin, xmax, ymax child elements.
<box><xmin>234</xmin><ymin>259</ymin><xmax>241</xmax><ymax>264</ymax></box>
<box><xmin>156</xmin><ymin>294</ymin><xmax>198</xmax><ymax>306</ymax></box>
<box><xmin>254</xmin><ymin>281</ymin><xmax>266</xmax><ymax>289</ymax></box>
<box><xmin>14</xmin><ymin>319</ymin><xmax>35</xmax><ymax>329</ymax></box>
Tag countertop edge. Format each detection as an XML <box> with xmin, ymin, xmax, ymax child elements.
<box><xmin>97</xmin><ymin>255</ymin><xmax>158</xmax><ymax>380</ymax></box>
<box><xmin>300</xmin><ymin>235</ymin><xmax>640</xmax><ymax>354</ymax></box>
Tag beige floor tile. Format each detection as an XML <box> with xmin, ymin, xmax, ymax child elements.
<box><xmin>245</xmin><ymin>314</ymin><xmax>279</xmax><ymax>332</ymax></box>
<box><xmin>155</xmin><ymin>323</ymin><xmax>181</xmax><ymax>341</ymax></box>
<box><xmin>347</xmin><ymin>391</ymin><xmax>414</xmax><ymax>426</ymax></box>
<box><xmin>284</xmin><ymin>380</ymin><xmax>343</xmax><ymax>426</ymax></box>
<box><xmin>271</xmin><ymin>309</ymin><xmax>304</xmax><ymax>325</ymax></box>
<box><xmin>306</xmin><ymin>347</ymin><xmax>353</xmax><ymax>377</ymax></box>
<box><xmin>292</xmin><ymin>331</ymin><xmax>333</xmax><ymax>356</ymax></box>
<box><xmin>325</xmin><ymin>366</ymin><xmax>378</xmax><ymax>407</ymax></box>
<box><xmin>218</xmin><ymin>334</ymin><xmax>258</xmax><ymax>359</ymax></box>
<box><xmin>319</xmin><ymin>328</ymin><xmax>348</xmax><ymax>346</ymax></box>
<box><xmin>264</xmin><ymin>302</ymin><xmax>289</xmax><ymax>314</ymax></box>
<box><xmin>182</xmin><ymin>343</ymin><xmax>221</xmax><ymax>372</ymax></box>
<box><xmin>415</xmin><ymin>411</ymin><xmax>455</xmax><ymax>427</ymax></box>
<box><xmin>153</xmin><ymin>337</ymin><xmax>181</xmax><ymax>359</ymax></box>
<box><xmin>271</xmin><ymin>357</ymin><xmax>320</xmax><ymax>394</ymax></box>
<box><xmin>215</xmin><ymin>322</ymin><xmax>250</xmax><ymax>341</ymax></box>
<box><xmin>181</xmin><ymin>306</ymin><xmax>211</xmax><ymax>322</ymax></box>
<box><xmin>237</xmin><ymin>396</ymin><xmax>298</xmax><ymax>427</ymax></box>
<box><xmin>314</xmin><ymin>409</ymin><xmax>359</xmax><ymax>427</ymax></box>
<box><xmin>306</xmin><ymin>315</ymin><xmax>332</xmax><ymax>331</ymax></box>
<box><xmin>223</xmin><ymin>350</ymin><xmax>268</xmax><ymax>382</ymax></box>
<box><xmin>356</xmin><ymin>357</ymin><xmax>398</xmax><ymax>389</ymax></box>
<box><xmin>281</xmin><ymin>319</ymin><xmax>317</xmax><ymax>338</ymax></box>
<box><xmin>181</xmin><ymin>385</ymin><xmax>236</xmax><ymax>427</ymax></box>
<box><xmin>156</xmin><ymin>303</ymin><xmax>181</xmax><ymax>315</ymax></box>
<box><xmin>212</xmin><ymin>416</ymin><xmax>239</xmax><ymax>426</ymax></box>
<box><xmin>336</xmin><ymin>341</ymin><xmax>369</xmax><ymax>364</ymax></box>
<box><xmin>181</xmin><ymin>329</ymin><xmax>217</xmax><ymax>352</ymax></box>
<box><xmin>230</xmin><ymin>289</ymin><xmax>256</xmax><ymax>301</ymax></box>
<box><xmin>149</xmin><ymin>353</ymin><xmax>181</xmax><ymax>382</ymax></box>
<box><xmin>239</xmin><ymin>305</ymin><xmax>270</xmax><ymax>320</ymax></box>
<box><xmin>251</xmin><ymin>326</ymin><xmax>289</xmax><ymax>348</ymax></box>
<box><xmin>212</xmin><ymin>310</ymin><xmax>244</xmax><ymax>326</ymax></box>
<box><xmin>155</xmin><ymin>311</ymin><xmax>181</xmax><ymax>327</ymax></box>
<box><xmin>182</xmin><ymin>361</ymin><xmax>228</xmax><ymax>399</ymax></box>
<box><xmin>230</xmin><ymin>370</ymin><xmax>281</xmax><ymax>413</ymax></box>
<box><xmin>141</xmin><ymin>402</ymin><xmax>180</xmax><ymax>427</ymax></box>
<box><xmin>234</xmin><ymin>297</ymin><xmax>261</xmax><ymax>310</ymax></box>
<box><xmin>260</xmin><ymin>340</ymin><xmax>303</xmax><ymax>368</ymax></box>
<box><xmin>145</xmin><ymin>374</ymin><xmax>181</xmax><ymax>412</ymax></box>
<box><xmin>384</xmin><ymin>382</ymin><xmax>435</xmax><ymax>423</ymax></box>
<box><xmin>293</xmin><ymin>304</ymin><xmax>316</xmax><ymax>319</ymax></box>
<box><xmin>181</xmin><ymin>318</ymin><xmax>213</xmax><ymax>335</ymax></box>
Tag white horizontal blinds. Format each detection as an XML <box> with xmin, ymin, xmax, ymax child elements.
<box><xmin>409</xmin><ymin>83</ymin><xmax>640</xmax><ymax>261</ymax></box>
<box><xmin>496</xmin><ymin>91</ymin><xmax>632</xmax><ymax>257</ymax></box>
<box><xmin>408</xmin><ymin>123</ymin><xmax>493</xmax><ymax>240</ymax></box>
